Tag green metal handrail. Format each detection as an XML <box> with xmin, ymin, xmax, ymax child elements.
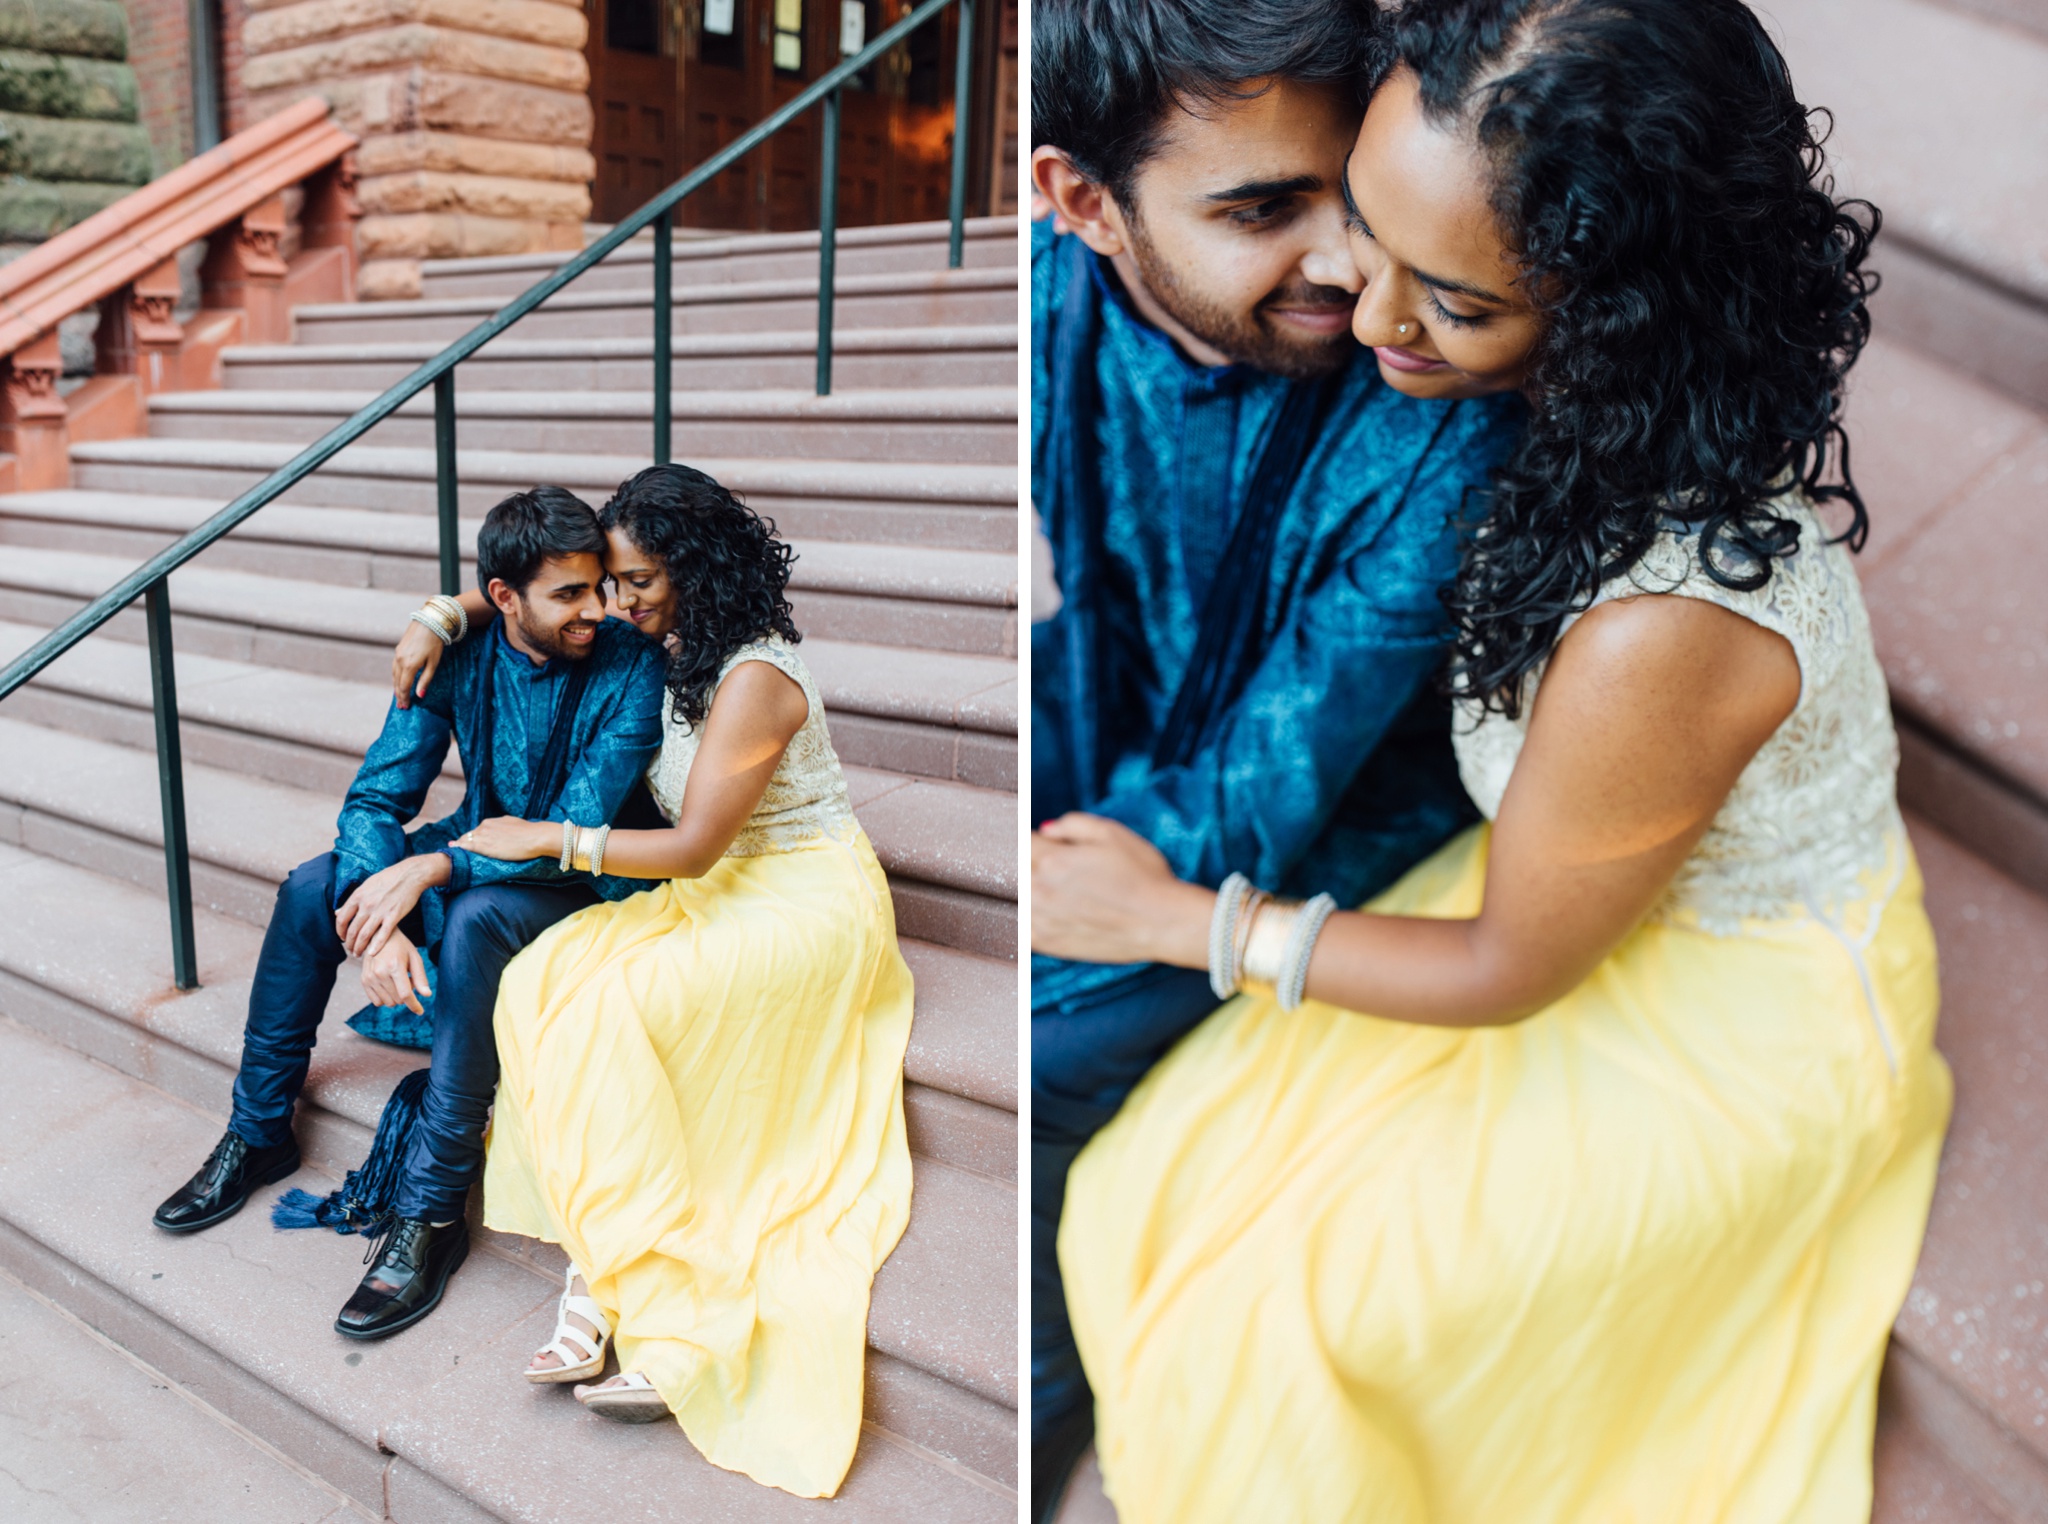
<box><xmin>0</xmin><ymin>0</ymin><xmax>977</xmax><ymax>987</ymax></box>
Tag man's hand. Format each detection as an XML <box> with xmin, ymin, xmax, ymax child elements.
<box><xmin>335</xmin><ymin>855</ymin><xmax>450</xmax><ymax>959</ymax></box>
<box><xmin>361</xmin><ymin>927</ymin><xmax>433</xmax><ymax>1016</ymax></box>
<box><xmin>1031</xmin><ymin>814</ymin><xmax>1213</xmax><ymax>969</ymax></box>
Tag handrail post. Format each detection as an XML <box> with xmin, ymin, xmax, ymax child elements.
<box><xmin>817</xmin><ymin>86</ymin><xmax>840</xmax><ymax>397</ymax></box>
<box><xmin>653</xmin><ymin>208</ymin><xmax>672</xmax><ymax>463</ymax></box>
<box><xmin>145</xmin><ymin>579</ymin><xmax>199</xmax><ymax>991</ymax></box>
<box><xmin>435</xmin><ymin>372</ymin><xmax>459</xmax><ymax>595</ymax></box>
<box><xmin>947</xmin><ymin>0</ymin><xmax>974</xmax><ymax>269</ymax></box>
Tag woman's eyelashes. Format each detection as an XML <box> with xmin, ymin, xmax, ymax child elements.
<box><xmin>1422</xmin><ymin>286</ymin><xmax>1489</xmax><ymax>329</ymax></box>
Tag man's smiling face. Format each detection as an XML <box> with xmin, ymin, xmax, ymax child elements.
<box><xmin>1041</xmin><ymin>77</ymin><xmax>1366</xmax><ymax>379</ymax></box>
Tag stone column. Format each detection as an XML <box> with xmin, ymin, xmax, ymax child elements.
<box><xmin>239</xmin><ymin>0</ymin><xmax>596</xmax><ymax>299</ymax></box>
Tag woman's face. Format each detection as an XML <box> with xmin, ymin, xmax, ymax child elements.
<box><xmin>605</xmin><ymin>526</ymin><xmax>677</xmax><ymax>640</ymax></box>
<box><xmin>1342</xmin><ymin>67</ymin><xmax>1543</xmax><ymax>401</ymax></box>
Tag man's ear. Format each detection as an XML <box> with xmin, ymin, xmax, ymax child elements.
<box><xmin>1032</xmin><ymin>147</ymin><xmax>1132</xmax><ymax>259</ymax></box>
<box><xmin>485</xmin><ymin>577</ymin><xmax>522</xmax><ymax>618</ymax></box>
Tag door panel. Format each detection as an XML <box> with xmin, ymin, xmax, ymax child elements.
<box><xmin>590</xmin><ymin>0</ymin><xmax>680</xmax><ymax>224</ymax></box>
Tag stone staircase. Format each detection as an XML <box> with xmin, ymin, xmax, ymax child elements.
<box><xmin>1058</xmin><ymin>1</ymin><xmax>2048</xmax><ymax>1518</ymax></box>
<box><xmin>0</xmin><ymin>215</ymin><xmax>1019</xmax><ymax>1521</ymax></box>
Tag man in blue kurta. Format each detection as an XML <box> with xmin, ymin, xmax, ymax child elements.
<box><xmin>151</xmin><ymin>486</ymin><xmax>667</xmax><ymax>1341</ymax></box>
<box><xmin>1028</xmin><ymin>0</ymin><xmax>1524</xmax><ymax>1511</ymax></box>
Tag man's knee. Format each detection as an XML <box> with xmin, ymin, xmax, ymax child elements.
<box><xmin>273</xmin><ymin>853</ymin><xmax>339</xmax><ymax>933</ymax></box>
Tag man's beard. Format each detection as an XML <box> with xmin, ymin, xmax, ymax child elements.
<box><xmin>1125</xmin><ymin>215</ymin><xmax>1357</xmax><ymax>380</ymax></box>
<box><xmin>512</xmin><ymin>603</ymin><xmax>596</xmax><ymax>662</ymax></box>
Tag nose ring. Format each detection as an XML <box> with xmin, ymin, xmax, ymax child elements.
<box><xmin>1397</xmin><ymin>323</ymin><xmax>1410</xmax><ymax>336</ymax></box>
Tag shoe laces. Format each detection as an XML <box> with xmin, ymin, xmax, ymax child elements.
<box><xmin>361</xmin><ymin>1214</ymin><xmax>426</xmax><ymax>1267</ymax></box>
<box><xmin>200</xmin><ymin>1131</ymin><xmax>249</xmax><ymax>1184</ymax></box>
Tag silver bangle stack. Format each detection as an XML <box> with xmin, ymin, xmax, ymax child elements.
<box><xmin>1208</xmin><ymin>872</ymin><xmax>1257</xmax><ymax>1000</ymax></box>
<box><xmin>559</xmin><ymin>818</ymin><xmax>577</xmax><ymax>872</ymax></box>
<box><xmin>1206</xmin><ymin>872</ymin><xmax>1338</xmax><ymax>1014</ymax></box>
<box><xmin>408</xmin><ymin>594</ymin><xmax>468</xmax><ymax>646</ymax></box>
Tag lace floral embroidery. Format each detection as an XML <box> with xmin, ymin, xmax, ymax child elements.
<box><xmin>645</xmin><ymin>636</ymin><xmax>860</xmax><ymax>857</ymax></box>
<box><xmin>1455</xmin><ymin>493</ymin><xmax>1902</xmax><ymax>932</ymax></box>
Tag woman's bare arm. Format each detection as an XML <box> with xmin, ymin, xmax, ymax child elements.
<box><xmin>1031</xmin><ymin>594</ymin><xmax>1801</xmax><ymax>1026</ymax></box>
<box><xmin>392</xmin><ymin>587</ymin><xmax>495</xmax><ymax>708</ymax></box>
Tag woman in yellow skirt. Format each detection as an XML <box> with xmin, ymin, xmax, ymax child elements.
<box><xmin>1030</xmin><ymin>3</ymin><xmax>1950</xmax><ymax>1519</ymax></box>
<box><xmin>423</xmin><ymin>463</ymin><xmax>913</xmax><ymax>1498</ymax></box>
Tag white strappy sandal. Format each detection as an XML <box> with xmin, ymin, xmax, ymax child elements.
<box><xmin>574</xmin><ymin>1371</ymin><xmax>669</xmax><ymax>1423</ymax></box>
<box><xmin>525</xmin><ymin>1267</ymin><xmax>611</xmax><ymax>1385</ymax></box>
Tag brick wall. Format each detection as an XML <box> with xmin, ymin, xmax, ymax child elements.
<box><xmin>124</xmin><ymin>0</ymin><xmax>194</xmax><ymax>170</ymax></box>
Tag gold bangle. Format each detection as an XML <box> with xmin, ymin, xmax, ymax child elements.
<box><xmin>1241</xmin><ymin>897</ymin><xmax>1302</xmax><ymax>988</ymax></box>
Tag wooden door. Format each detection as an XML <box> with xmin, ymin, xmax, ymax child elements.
<box><xmin>671</xmin><ymin>0</ymin><xmax>983</xmax><ymax>232</ymax></box>
<box><xmin>589</xmin><ymin>0</ymin><xmax>681</xmax><ymax>224</ymax></box>
<box><xmin>678</xmin><ymin>0</ymin><xmax>756</xmax><ymax>228</ymax></box>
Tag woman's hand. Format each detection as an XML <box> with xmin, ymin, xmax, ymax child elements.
<box><xmin>361</xmin><ymin>927</ymin><xmax>433</xmax><ymax>1015</ymax></box>
<box><xmin>392</xmin><ymin>620</ymin><xmax>445</xmax><ymax>710</ymax></box>
<box><xmin>452</xmin><ymin>817</ymin><xmax>559</xmax><ymax>863</ymax></box>
<box><xmin>1031</xmin><ymin>814</ymin><xmax>1214</xmax><ymax>969</ymax></box>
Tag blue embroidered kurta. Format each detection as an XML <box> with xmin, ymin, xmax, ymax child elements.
<box><xmin>334</xmin><ymin>617</ymin><xmax>669</xmax><ymax>952</ymax></box>
<box><xmin>1031</xmin><ymin>220</ymin><xmax>1525</xmax><ymax>1010</ymax></box>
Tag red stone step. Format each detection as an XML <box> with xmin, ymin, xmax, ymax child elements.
<box><xmin>143</xmin><ymin>388</ymin><xmax>1019</xmax><ymax>469</ymax></box>
<box><xmin>221</xmin><ymin>324</ymin><xmax>1019</xmax><ymax>396</ymax></box>
<box><xmin>1845</xmin><ymin>335</ymin><xmax>2048</xmax><ymax>897</ymax></box>
<box><xmin>417</xmin><ymin>215</ymin><xmax>1020</xmax><ymax>300</ymax></box>
<box><xmin>0</xmin><ymin>1264</ymin><xmax>376</xmax><ymax>1522</ymax></box>
<box><xmin>65</xmin><ymin>438</ymin><xmax>1017</xmax><ymax>528</ymax></box>
<box><xmin>1765</xmin><ymin>0</ymin><xmax>2048</xmax><ymax>408</ymax></box>
<box><xmin>0</xmin><ymin>1015</ymin><xmax>1017</xmax><ymax>1516</ymax></box>
<box><xmin>293</xmin><ymin>267</ymin><xmax>1018</xmax><ymax>348</ymax></box>
<box><xmin>1893</xmin><ymin>816</ymin><xmax>2048</xmax><ymax>1515</ymax></box>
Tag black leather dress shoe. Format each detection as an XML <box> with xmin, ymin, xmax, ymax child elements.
<box><xmin>153</xmin><ymin>1129</ymin><xmax>301</xmax><ymax>1235</ymax></box>
<box><xmin>334</xmin><ymin>1217</ymin><xmax>468</xmax><ymax>1341</ymax></box>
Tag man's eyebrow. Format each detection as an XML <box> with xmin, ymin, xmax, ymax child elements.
<box><xmin>1201</xmin><ymin>173</ymin><xmax>1320</xmax><ymax>204</ymax></box>
<box><xmin>1341</xmin><ymin>149</ymin><xmax>1507</xmax><ymax>305</ymax></box>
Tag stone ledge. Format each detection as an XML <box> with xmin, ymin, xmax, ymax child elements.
<box><xmin>354</xmin><ymin>127</ymin><xmax>594</xmax><ymax>184</ymax></box>
<box><xmin>244</xmin><ymin>23</ymin><xmax>590</xmax><ymax>95</ymax></box>
<box><xmin>358</xmin><ymin>167</ymin><xmax>590</xmax><ymax>223</ymax></box>
<box><xmin>245</xmin><ymin>0</ymin><xmax>587</xmax><ymax>56</ymax></box>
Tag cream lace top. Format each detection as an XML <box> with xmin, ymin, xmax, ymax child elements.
<box><xmin>1454</xmin><ymin>492</ymin><xmax>1904</xmax><ymax>933</ymax></box>
<box><xmin>644</xmin><ymin>635</ymin><xmax>860</xmax><ymax>856</ymax></box>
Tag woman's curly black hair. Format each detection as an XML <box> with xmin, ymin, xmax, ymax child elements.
<box><xmin>1386</xmin><ymin>0</ymin><xmax>1878</xmax><ymax>716</ymax></box>
<box><xmin>597</xmin><ymin>463</ymin><xmax>800</xmax><ymax>729</ymax></box>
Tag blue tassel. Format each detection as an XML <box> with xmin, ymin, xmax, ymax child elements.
<box><xmin>271</xmin><ymin>1068</ymin><xmax>432</xmax><ymax>1235</ymax></box>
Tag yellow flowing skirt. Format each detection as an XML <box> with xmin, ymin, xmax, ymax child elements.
<box><xmin>1062</xmin><ymin>824</ymin><xmax>1951</xmax><ymax>1524</ymax></box>
<box><xmin>484</xmin><ymin>830</ymin><xmax>914</xmax><ymax>1499</ymax></box>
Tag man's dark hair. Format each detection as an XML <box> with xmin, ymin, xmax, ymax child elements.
<box><xmin>475</xmin><ymin>485</ymin><xmax>605</xmax><ymax>595</ymax></box>
<box><xmin>1031</xmin><ymin>0</ymin><xmax>1384</xmax><ymax>203</ymax></box>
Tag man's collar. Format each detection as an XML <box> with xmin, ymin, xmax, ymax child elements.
<box><xmin>1083</xmin><ymin>242</ymin><xmax>1257</xmax><ymax>386</ymax></box>
<box><xmin>491</xmin><ymin>617</ymin><xmax>570</xmax><ymax>678</ymax></box>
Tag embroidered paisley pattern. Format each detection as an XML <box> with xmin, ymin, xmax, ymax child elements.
<box><xmin>645</xmin><ymin>636</ymin><xmax>860</xmax><ymax>856</ymax></box>
<box><xmin>1454</xmin><ymin>492</ymin><xmax>1902</xmax><ymax>932</ymax></box>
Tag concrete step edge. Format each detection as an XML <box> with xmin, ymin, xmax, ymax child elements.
<box><xmin>423</xmin><ymin>215</ymin><xmax>1019</xmax><ymax>278</ymax></box>
<box><xmin>62</xmin><ymin>441</ymin><xmax>1020</xmax><ymax>506</ymax></box>
<box><xmin>294</xmin><ymin>266</ymin><xmax>1018</xmax><ymax>323</ymax></box>
<box><xmin>145</xmin><ymin>387</ymin><xmax>1021</xmax><ymax>425</ymax></box>
<box><xmin>221</xmin><ymin>324</ymin><xmax>1020</xmax><ymax>366</ymax></box>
